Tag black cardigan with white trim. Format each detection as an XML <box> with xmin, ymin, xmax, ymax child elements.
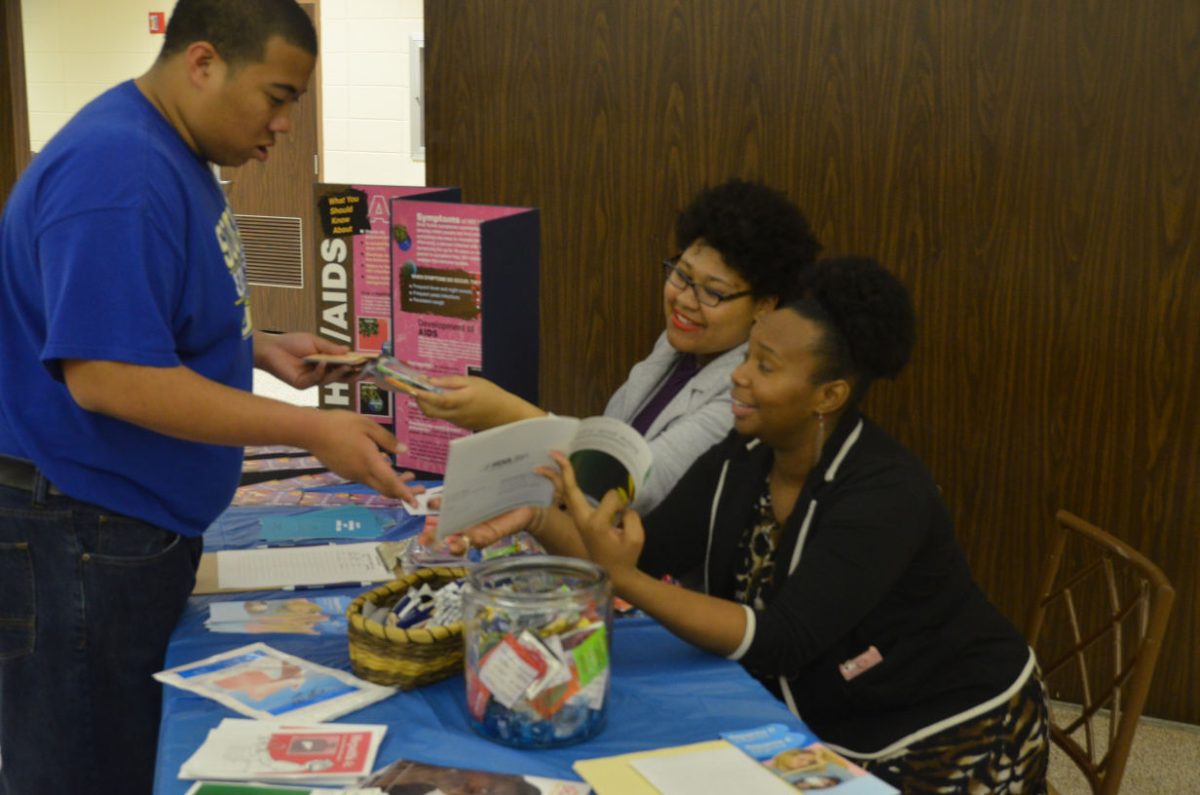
<box><xmin>639</xmin><ymin>411</ymin><xmax>1031</xmax><ymax>755</ymax></box>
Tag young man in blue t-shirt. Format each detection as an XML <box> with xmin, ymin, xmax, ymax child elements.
<box><xmin>0</xmin><ymin>2</ymin><xmax>419</xmax><ymax>792</ymax></box>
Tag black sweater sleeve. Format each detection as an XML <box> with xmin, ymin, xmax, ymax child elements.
<box><xmin>637</xmin><ymin>435</ymin><xmax>739</xmax><ymax>579</ymax></box>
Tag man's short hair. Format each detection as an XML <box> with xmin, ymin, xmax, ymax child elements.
<box><xmin>161</xmin><ymin>0</ymin><xmax>317</xmax><ymax>66</ymax></box>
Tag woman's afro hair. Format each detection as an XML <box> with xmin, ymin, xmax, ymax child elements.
<box><xmin>792</xmin><ymin>256</ymin><xmax>916</xmax><ymax>384</ymax></box>
<box><xmin>675</xmin><ymin>179</ymin><xmax>821</xmax><ymax>300</ymax></box>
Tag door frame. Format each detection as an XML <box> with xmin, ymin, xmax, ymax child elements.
<box><xmin>1</xmin><ymin>0</ymin><xmax>32</xmax><ymax>204</ymax></box>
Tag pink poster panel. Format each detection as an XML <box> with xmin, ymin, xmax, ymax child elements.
<box><xmin>389</xmin><ymin>202</ymin><xmax>526</xmax><ymax>473</ymax></box>
<box><xmin>314</xmin><ymin>184</ymin><xmax>458</xmax><ymax>423</ymax></box>
<box><xmin>348</xmin><ymin>186</ymin><xmax>440</xmax><ymax>422</ymax></box>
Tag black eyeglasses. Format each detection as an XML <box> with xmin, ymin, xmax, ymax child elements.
<box><xmin>661</xmin><ymin>257</ymin><xmax>753</xmax><ymax>307</ymax></box>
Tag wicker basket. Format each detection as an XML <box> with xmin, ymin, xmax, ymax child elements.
<box><xmin>347</xmin><ymin>566</ymin><xmax>468</xmax><ymax>689</ymax></box>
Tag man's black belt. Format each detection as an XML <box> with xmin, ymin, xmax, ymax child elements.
<box><xmin>0</xmin><ymin>456</ymin><xmax>63</xmax><ymax>495</ymax></box>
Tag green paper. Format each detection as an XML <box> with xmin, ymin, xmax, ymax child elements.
<box><xmin>184</xmin><ymin>783</ymin><xmax>313</xmax><ymax>795</ymax></box>
<box><xmin>571</xmin><ymin>624</ymin><xmax>609</xmax><ymax>686</ymax></box>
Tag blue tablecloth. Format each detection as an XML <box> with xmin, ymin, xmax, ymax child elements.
<box><xmin>155</xmin><ymin>477</ymin><xmax>807</xmax><ymax>792</ymax></box>
<box><xmin>153</xmin><ymin>602</ymin><xmax>807</xmax><ymax>794</ymax></box>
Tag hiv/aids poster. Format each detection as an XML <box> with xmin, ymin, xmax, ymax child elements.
<box><xmin>313</xmin><ymin>183</ymin><xmax>460</xmax><ymax>422</ymax></box>
<box><xmin>388</xmin><ymin>198</ymin><xmax>540</xmax><ymax>474</ymax></box>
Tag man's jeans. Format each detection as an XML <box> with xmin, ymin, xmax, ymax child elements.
<box><xmin>0</xmin><ymin>481</ymin><xmax>202</xmax><ymax>795</ymax></box>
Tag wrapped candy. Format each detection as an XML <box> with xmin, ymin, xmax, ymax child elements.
<box><xmin>463</xmin><ymin>557</ymin><xmax>613</xmax><ymax>748</ymax></box>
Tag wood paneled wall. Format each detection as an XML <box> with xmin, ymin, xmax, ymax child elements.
<box><xmin>425</xmin><ymin>1</ymin><xmax>1200</xmax><ymax>722</ymax></box>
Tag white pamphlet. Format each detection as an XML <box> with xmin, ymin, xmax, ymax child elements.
<box><xmin>215</xmin><ymin>542</ymin><xmax>393</xmax><ymax>590</ymax></box>
<box><xmin>630</xmin><ymin>744</ymin><xmax>794</xmax><ymax>794</ymax></box>
<box><xmin>436</xmin><ymin>415</ymin><xmax>652</xmax><ymax>539</ymax></box>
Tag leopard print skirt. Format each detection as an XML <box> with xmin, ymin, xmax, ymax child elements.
<box><xmin>857</xmin><ymin>666</ymin><xmax>1049</xmax><ymax>794</ymax></box>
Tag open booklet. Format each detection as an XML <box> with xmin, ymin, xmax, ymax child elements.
<box><xmin>435</xmin><ymin>415</ymin><xmax>653</xmax><ymax>540</ymax></box>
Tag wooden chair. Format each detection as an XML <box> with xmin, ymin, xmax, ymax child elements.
<box><xmin>1026</xmin><ymin>509</ymin><xmax>1175</xmax><ymax>795</ymax></box>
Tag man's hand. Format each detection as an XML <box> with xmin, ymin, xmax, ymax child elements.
<box><xmin>301</xmin><ymin>409</ymin><xmax>423</xmax><ymax>504</ymax></box>
<box><xmin>61</xmin><ymin>358</ymin><xmax>419</xmax><ymax>503</ymax></box>
<box><xmin>254</xmin><ymin>331</ymin><xmax>359</xmax><ymax>389</ymax></box>
<box><xmin>413</xmin><ymin>375</ymin><xmax>544</xmax><ymax>431</ymax></box>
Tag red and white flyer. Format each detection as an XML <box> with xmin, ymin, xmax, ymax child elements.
<box><xmin>178</xmin><ymin>718</ymin><xmax>387</xmax><ymax>785</ymax></box>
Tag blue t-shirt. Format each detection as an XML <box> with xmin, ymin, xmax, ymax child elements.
<box><xmin>0</xmin><ymin>81</ymin><xmax>254</xmax><ymax>536</ymax></box>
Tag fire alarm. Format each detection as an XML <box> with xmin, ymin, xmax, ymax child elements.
<box><xmin>148</xmin><ymin>12</ymin><xmax>166</xmax><ymax>34</ymax></box>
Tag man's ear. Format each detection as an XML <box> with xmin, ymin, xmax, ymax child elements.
<box><xmin>183</xmin><ymin>41</ymin><xmax>220</xmax><ymax>88</ymax></box>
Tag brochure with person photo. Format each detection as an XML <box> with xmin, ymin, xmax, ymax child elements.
<box><xmin>205</xmin><ymin>596</ymin><xmax>353</xmax><ymax>637</ymax></box>
<box><xmin>434</xmin><ymin>415</ymin><xmax>653</xmax><ymax>540</ymax></box>
<box><xmin>757</xmin><ymin>743</ymin><xmax>895</xmax><ymax>793</ymax></box>
<box><xmin>363</xmin><ymin>757</ymin><xmax>590</xmax><ymax>795</ymax></box>
<box><xmin>154</xmin><ymin>643</ymin><xmax>395</xmax><ymax>722</ymax></box>
<box><xmin>721</xmin><ymin>724</ymin><xmax>898</xmax><ymax>794</ymax></box>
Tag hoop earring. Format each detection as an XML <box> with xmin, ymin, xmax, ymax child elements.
<box><xmin>815</xmin><ymin>412</ymin><xmax>826</xmax><ymax>466</ymax></box>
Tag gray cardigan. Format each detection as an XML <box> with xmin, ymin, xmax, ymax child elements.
<box><xmin>603</xmin><ymin>331</ymin><xmax>744</xmax><ymax>511</ymax></box>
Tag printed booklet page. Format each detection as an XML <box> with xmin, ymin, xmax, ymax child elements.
<box><xmin>435</xmin><ymin>416</ymin><xmax>652</xmax><ymax>539</ymax></box>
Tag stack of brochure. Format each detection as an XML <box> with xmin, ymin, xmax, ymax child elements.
<box><xmin>179</xmin><ymin>718</ymin><xmax>387</xmax><ymax>786</ymax></box>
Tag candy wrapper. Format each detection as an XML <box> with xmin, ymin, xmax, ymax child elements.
<box><xmin>400</xmin><ymin>517</ymin><xmax>545</xmax><ymax>573</ymax></box>
<box><xmin>463</xmin><ymin>557</ymin><xmax>613</xmax><ymax>748</ymax></box>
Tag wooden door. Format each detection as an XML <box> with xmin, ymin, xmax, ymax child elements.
<box><xmin>1</xmin><ymin>0</ymin><xmax>32</xmax><ymax>205</ymax></box>
<box><xmin>219</xmin><ymin>2</ymin><xmax>320</xmax><ymax>334</ymax></box>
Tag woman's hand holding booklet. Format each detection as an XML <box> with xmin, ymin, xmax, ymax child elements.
<box><xmin>433</xmin><ymin>415</ymin><xmax>653</xmax><ymax>541</ymax></box>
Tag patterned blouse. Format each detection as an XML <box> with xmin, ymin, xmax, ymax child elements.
<box><xmin>733</xmin><ymin>478</ymin><xmax>782</xmax><ymax>609</ymax></box>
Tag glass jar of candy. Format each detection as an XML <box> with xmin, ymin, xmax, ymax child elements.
<box><xmin>462</xmin><ymin>555</ymin><xmax>613</xmax><ymax>748</ymax></box>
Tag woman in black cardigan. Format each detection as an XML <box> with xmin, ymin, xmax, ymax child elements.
<box><xmin>457</xmin><ymin>257</ymin><xmax>1048</xmax><ymax>792</ymax></box>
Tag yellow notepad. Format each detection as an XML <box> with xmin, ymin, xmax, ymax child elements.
<box><xmin>573</xmin><ymin>739</ymin><xmax>731</xmax><ymax>795</ymax></box>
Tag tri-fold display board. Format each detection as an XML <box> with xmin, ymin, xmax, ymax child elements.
<box><xmin>313</xmin><ymin>183</ymin><xmax>540</xmax><ymax>476</ymax></box>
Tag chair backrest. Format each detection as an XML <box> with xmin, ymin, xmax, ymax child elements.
<box><xmin>1026</xmin><ymin>509</ymin><xmax>1175</xmax><ymax>795</ymax></box>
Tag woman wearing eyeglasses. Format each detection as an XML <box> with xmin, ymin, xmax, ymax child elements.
<box><xmin>414</xmin><ymin>179</ymin><xmax>820</xmax><ymax>510</ymax></box>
